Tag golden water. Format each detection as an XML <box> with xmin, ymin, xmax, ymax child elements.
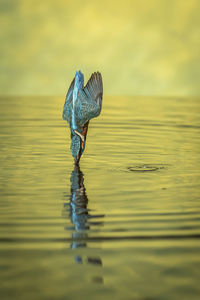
<box><xmin>0</xmin><ymin>96</ymin><xmax>200</xmax><ymax>299</ymax></box>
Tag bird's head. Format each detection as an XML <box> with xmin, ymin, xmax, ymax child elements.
<box><xmin>71</xmin><ymin>133</ymin><xmax>86</xmax><ymax>165</ymax></box>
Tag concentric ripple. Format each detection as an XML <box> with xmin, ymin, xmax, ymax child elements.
<box><xmin>127</xmin><ymin>164</ymin><xmax>169</xmax><ymax>172</ymax></box>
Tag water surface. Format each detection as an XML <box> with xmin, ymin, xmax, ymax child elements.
<box><xmin>0</xmin><ymin>96</ymin><xmax>200</xmax><ymax>300</ymax></box>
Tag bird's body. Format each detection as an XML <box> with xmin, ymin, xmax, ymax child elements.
<box><xmin>63</xmin><ymin>70</ymin><xmax>103</xmax><ymax>164</ymax></box>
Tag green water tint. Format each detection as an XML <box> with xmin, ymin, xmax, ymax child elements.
<box><xmin>0</xmin><ymin>96</ymin><xmax>200</xmax><ymax>300</ymax></box>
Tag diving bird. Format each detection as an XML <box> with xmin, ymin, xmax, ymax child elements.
<box><xmin>63</xmin><ymin>70</ymin><xmax>103</xmax><ymax>164</ymax></box>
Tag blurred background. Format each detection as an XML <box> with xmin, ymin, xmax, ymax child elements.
<box><xmin>0</xmin><ymin>0</ymin><xmax>200</xmax><ymax>96</ymax></box>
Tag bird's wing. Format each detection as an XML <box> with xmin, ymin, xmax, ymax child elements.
<box><xmin>84</xmin><ymin>72</ymin><xmax>103</xmax><ymax>113</ymax></box>
<box><xmin>63</xmin><ymin>77</ymin><xmax>75</xmax><ymax>122</ymax></box>
<box><xmin>75</xmin><ymin>72</ymin><xmax>103</xmax><ymax>126</ymax></box>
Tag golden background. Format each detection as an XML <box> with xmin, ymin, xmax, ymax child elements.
<box><xmin>0</xmin><ymin>0</ymin><xmax>200</xmax><ymax>96</ymax></box>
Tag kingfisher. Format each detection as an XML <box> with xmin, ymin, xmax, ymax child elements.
<box><xmin>63</xmin><ymin>70</ymin><xmax>103</xmax><ymax>164</ymax></box>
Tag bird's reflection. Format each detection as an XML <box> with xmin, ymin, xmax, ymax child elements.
<box><xmin>69</xmin><ymin>165</ymin><xmax>90</xmax><ymax>249</ymax></box>
<box><xmin>63</xmin><ymin>165</ymin><xmax>104</xmax><ymax>281</ymax></box>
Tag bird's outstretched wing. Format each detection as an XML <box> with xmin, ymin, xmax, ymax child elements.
<box><xmin>84</xmin><ymin>72</ymin><xmax>103</xmax><ymax>113</ymax></box>
<box><xmin>63</xmin><ymin>77</ymin><xmax>75</xmax><ymax>122</ymax></box>
<box><xmin>75</xmin><ymin>72</ymin><xmax>103</xmax><ymax>126</ymax></box>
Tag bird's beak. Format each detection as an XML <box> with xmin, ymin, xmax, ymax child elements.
<box><xmin>74</xmin><ymin>155</ymin><xmax>80</xmax><ymax>166</ymax></box>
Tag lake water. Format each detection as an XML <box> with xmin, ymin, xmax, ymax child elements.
<box><xmin>0</xmin><ymin>96</ymin><xmax>200</xmax><ymax>300</ymax></box>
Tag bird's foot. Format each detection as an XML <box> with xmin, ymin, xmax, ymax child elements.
<box><xmin>74</xmin><ymin>130</ymin><xmax>84</xmax><ymax>142</ymax></box>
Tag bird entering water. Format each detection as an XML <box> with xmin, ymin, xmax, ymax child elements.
<box><xmin>63</xmin><ymin>70</ymin><xmax>103</xmax><ymax>165</ymax></box>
